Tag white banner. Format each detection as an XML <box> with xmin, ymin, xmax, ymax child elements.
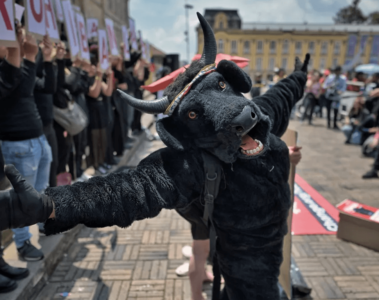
<box><xmin>25</xmin><ymin>0</ymin><xmax>46</xmax><ymax>39</ymax></box>
<box><xmin>129</xmin><ymin>18</ymin><xmax>138</xmax><ymax>51</ymax></box>
<box><xmin>61</xmin><ymin>0</ymin><xmax>80</xmax><ymax>58</ymax></box>
<box><xmin>86</xmin><ymin>18</ymin><xmax>98</xmax><ymax>40</ymax></box>
<box><xmin>0</xmin><ymin>0</ymin><xmax>17</xmax><ymax>47</ymax></box>
<box><xmin>105</xmin><ymin>18</ymin><xmax>119</xmax><ymax>56</ymax></box>
<box><xmin>54</xmin><ymin>0</ymin><xmax>63</xmax><ymax>22</ymax></box>
<box><xmin>76</xmin><ymin>12</ymin><xmax>89</xmax><ymax>61</ymax></box>
<box><xmin>139</xmin><ymin>30</ymin><xmax>146</xmax><ymax>59</ymax></box>
<box><xmin>98</xmin><ymin>29</ymin><xmax>109</xmax><ymax>71</ymax></box>
<box><xmin>15</xmin><ymin>3</ymin><xmax>24</xmax><ymax>23</ymax></box>
<box><xmin>45</xmin><ymin>0</ymin><xmax>60</xmax><ymax>41</ymax></box>
<box><xmin>121</xmin><ymin>25</ymin><xmax>130</xmax><ymax>61</ymax></box>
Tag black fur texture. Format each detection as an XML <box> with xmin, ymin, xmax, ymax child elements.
<box><xmin>45</xmin><ymin>55</ymin><xmax>308</xmax><ymax>299</ymax></box>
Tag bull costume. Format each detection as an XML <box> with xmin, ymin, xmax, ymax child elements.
<box><xmin>0</xmin><ymin>13</ymin><xmax>309</xmax><ymax>300</ymax></box>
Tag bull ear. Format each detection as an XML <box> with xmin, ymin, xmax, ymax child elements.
<box><xmin>156</xmin><ymin>118</ymin><xmax>185</xmax><ymax>151</ymax></box>
<box><xmin>216</xmin><ymin>60</ymin><xmax>252</xmax><ymax>93</ymax></box>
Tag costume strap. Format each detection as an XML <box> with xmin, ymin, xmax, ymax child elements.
<box><xmin>164</xmin><ymin>64</ymin><xmax>216</xmax><ymax>116</ymax></box>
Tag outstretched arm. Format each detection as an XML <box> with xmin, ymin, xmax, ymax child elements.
<box><xmin>254</xmin><ymin>55</ymin><xmax>309</xmax><ymax>137</ymax></box>
<box><xmin>44</xmin><ymin>149</ymin><xmax>203</xmax><ymax>234</ymax></box>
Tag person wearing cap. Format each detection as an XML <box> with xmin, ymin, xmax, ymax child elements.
<box><xmin>323</xmin><ymin>66</ymin><xmax>347</xmax><ymax>129</ymax></box>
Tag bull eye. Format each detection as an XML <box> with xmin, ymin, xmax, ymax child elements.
<box><xmin>219</xmin><ymin>81</ymin><xmax>226</xmax><ymax>89</ymax></box>
<box><xmin>188</xmin><ymin>111</ymin><xmax>197</xmax><ymax>119</ymax></box>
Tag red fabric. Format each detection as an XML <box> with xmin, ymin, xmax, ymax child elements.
<box><xmin>142</xmin><ymin>54</ymin><xmax>250</xmax><ymax>93</ymax></box>
<box><xmin>292</xmin><ymin>174</ymin><xmax>339</xmax><ymax>235</ymax></box>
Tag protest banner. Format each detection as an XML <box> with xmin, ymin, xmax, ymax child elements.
<box><xmin>105</xmin><ymin>18</ymin><xmax>119</xmax><ymax>56</ymax></box>
<box><xmin>45</xmin><ymin>0</ymin><xmax>60</xmax><ymax>42</ymax></box>
<box><xmin>138</xmin><ymin>30</ymin><xmax>146</xmax><ymax>59</ymax></box>
<box><xmin>25</xmin><ymin>0</ymin><xmax>46</xmax><ymax>39</ymax></box>
<box><xmin>61</xmin><ymin>0</ymin><xmax>80</xmax><ymax>58</ymax></box>
<box><xmin>54</xmin><ymin>0</ymin><xmax>63</xmax><ymax>22</ymax></box>
<box><xmin>15</xmin><ymin>3</ymin><xmax>24</xmax><ymax>23</ymax></box>
<box><xmin>0</xmin><ymin>0</ymin><xmax>17</xmax><ymax>47</ymax></box>
<box><xmin>98</xmin><ymin>29</ymin><xmax>109</xmax><ymax>71</ymax></box>
<box><xmin>86</xmin><ymin>18</ymin><xmax>98</xmax><ymax>40</ymax></box>
<box><xmin>129</xmin><ymin>18</ymin><xmax>138</xmax><ymax>51</ymax></box>
<box><xmin>121</xmin><ymin>25</ymin><xmax>130</xmax><ymax>61</ymax></box>
<box><xmin>76</xmin><ymin>12</ymin><xmax>89</xmax><ymax>61</ymax></box>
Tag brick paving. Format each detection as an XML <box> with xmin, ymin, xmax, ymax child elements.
<box><xmin>34</xmin><ymin>118</ymin><xmax>379</xmax><ymax>300</ymax></box>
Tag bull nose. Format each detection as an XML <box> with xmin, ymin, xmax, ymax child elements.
<box><xmin>230</xmin><ymin>106</ymin><xmax>258</xmax><ymax>137</ymax></box>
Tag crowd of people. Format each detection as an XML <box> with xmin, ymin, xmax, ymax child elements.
<box><xmin>0</xmin><ymin>22</ymin><xmax>151</xmax><ymax>292</ymax></box>
<box><xmin>266</xmin><ymin>65</ymin><xmax>379</xmax><ymax>179</ymax></box>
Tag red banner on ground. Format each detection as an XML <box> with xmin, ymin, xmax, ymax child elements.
<box><xmin>292</xmin><ymin>174</ymin><xmax>339</xmax><ymax>235</ymax></box>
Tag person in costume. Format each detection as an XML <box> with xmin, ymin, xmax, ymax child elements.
<box><xmin>0</xmin><ymin>13</ymin><xmax>309</xmax><ymax>300</ymax></box>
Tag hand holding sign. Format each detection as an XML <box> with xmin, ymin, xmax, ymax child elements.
<box><xmin>55</xmin><ymin>41</ymin><xmax>66</xmax><ymax>59</ymax></box>
<box><xmin>23</xmin><ymin>34</ymin><xmax>39</xmax><ymax>62</ymax></box>
<box><xmin>41</xmin><ymin>34</ymin><xmax>53</xmax><ymax>61</ymax></box>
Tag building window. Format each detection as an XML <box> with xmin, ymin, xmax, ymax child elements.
<box><xmin>231</xmin><ymin>40</ymin><xmax>237</xmax><ymax>54</ymax></box>
<box><xmin>308</xmin><ymin>41</ymin><xmax>315</xmax><ymax>54</ymax></box>
<box><xmin>321</xmin><ymin>41</ymin><xmax>328</xmax><ymax>55</ymax></box>
<box><xmin>218</xmin><ymin>39</ymin><xmax>224</xmax><ymax>53</ymax></box>
<box><xmin>269</xmin><ymin>57</ymin><xmax>275</xmax><ymax>70</ymax></box>
<box><xmin>319</xmin><ymin>58</ymin><xmax>326</xmax><ymax>70</ymax></box>
<box><xmin>295</xmin><ymin>41</ymin><xmax>302</xmax><ymax>55</ymax></box>
<box><xmin>270</xmin><ymin>41</ymin><xmax>276</xmax><ymax>54</ymax></box>
<box><xmin>332</xmin><ymin>58</ymin><xmax>338</xmax><ymax>68</ymax></box>
<box><xmin>334</xmin><ymin>41</ymin><xmax>341</xmax><ymax>55</ymax></box>
<box><xmin>256</xmin><ymin>40</ymin><xmax>263</xmax><ymax>53</ymax></box>
<box><xmin>256</xmin><ymin>57</ymin><xmax>262</xmax><ymax>71</ymax></box>
<box><xmin>219</xmin><ymin>22</ymin><xmax>224</xmax><ymax>29</ymax></box>
<box><xmin>281</xmin><ymin>58</ymin><xmax>287</xmax><ymax>69</ymax></box>
<box><xmin>243</xmin><ymin>41</ymin><xmax>250</xmax><ymax>54</ymax></box>
<box><xmin>282</xmin><ymin>40</ymin><xmax>289</xmax><ymax>54</ymax></box>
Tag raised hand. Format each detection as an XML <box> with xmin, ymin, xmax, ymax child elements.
<box><xmin>294</xmin><ymin>53</ymin><xmax>310</xmax><ymax>73</ymax></box>
<box><xmin>42</xmin><ymin>34</ymin><xmax>53</xmax><ymax>61</ymax></box>
<box><xmin>23</xmin><ymin>34</ymin><xmax>39</xmax><ymax>62</ymax></box>
<box><xmin>55</xmin><ymin>41</ymin><xmax>66</xmax><ymax>60</ymax></box>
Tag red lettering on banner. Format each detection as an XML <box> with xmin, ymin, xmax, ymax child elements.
<box><xmin>0</xmin><ymin>0</ymin><xmax>12</xmax><ymax>30</ymax></box>
<box><xmin>102</xmin><ymin>37</ymin><xmax>107</xmax><ymax>62</ymax></box>
<box><xmin>31</xmin><ymin>0</ymin><xmax>43</xmax><ymax>23</ymax></box>
<box><xmin>45</xmin><ymin>0</ymin><xmax>57</xmax><ymax>29</ymax></box>
<box><xmin>68</xmin><ymin>9</ymin><xmax>77</xmax><ymax>46</ymax></box>
<box><xmin>91</xmin><ymin>22</ymin><xmax>97</xmax><ymax>34</ymax></box>
<box><xmin>79</xmin><ymin>22</ymin><xmax>88</xmax><ymax>52</ymax></box>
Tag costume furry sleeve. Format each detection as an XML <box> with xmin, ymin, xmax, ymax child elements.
<box><xmin>254</xmin><ymin>71</ymin><xmax>307</xmax><ymax>137</ymax></box>
<box><xmin>44</xmin><ymin>149</ymin><xmax>204</xmax><ymax>235</ymax></box>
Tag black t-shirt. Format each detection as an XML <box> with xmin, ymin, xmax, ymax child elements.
<box><xmin>0</xmin><ymin>59</ymin><xmax>43</xmax><ymax>141</ymax></box>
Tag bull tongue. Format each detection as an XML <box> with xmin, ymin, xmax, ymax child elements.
<box><xmin>240</xmin><ymin>135</ymin><xmax>258</xmax><ymax>150</ymax></box>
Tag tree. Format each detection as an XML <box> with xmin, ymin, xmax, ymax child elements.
<box><xmin>367</xmin><ymin>11</ymin><xmax>379</xmax><ymax>24</ymax></box>
<box><xmin>334</xmin><ymin>0</ymin><xmax>367</xmax><ymax>24</ymax></box>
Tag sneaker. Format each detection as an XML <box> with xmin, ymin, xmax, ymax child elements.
<box><xmin>17</xmin><ymin>241</ymin><xmax>44</xmax><ymax>262</ymax></box>
<box><xmin>0</xmin><ymin>257</ymin><xmax>29</xmax><ymax>280</ymax></box>
<box><xmin>0</xmin><ymin>274</ymin><xmax>17</xmax><ymax>294</ymax></box>
<box><xmin>362</xmin><ymin>169</ymin><xmax>379</xmax><ymax>179</ymax></box>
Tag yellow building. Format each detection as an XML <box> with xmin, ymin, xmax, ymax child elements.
<box><xmin>197</xmin><ymin>9</ymin><xmax>379</xmax><ymax>81</ymax></box>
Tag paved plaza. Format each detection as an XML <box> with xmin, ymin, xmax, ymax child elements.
<box><xmin>28</xmin><ymin>118</ymin><xmax>379</xmax><ymax>299</ymax></box>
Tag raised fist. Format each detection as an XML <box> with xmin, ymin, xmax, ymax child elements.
<box><xmin>23</xmin><ymin>34</ymin><xmax>39</xmax><ymax>61</ymax></box>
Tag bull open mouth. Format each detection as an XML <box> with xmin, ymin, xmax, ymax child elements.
<box><xmin>238</xmin><ymin>119</ymin><xmax>269</xmax><ymax>158</ymax></box>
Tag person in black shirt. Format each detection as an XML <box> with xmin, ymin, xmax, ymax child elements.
<box><xmin>0</xmin><ymin>33</ymin><xmax>49</xmax><ymax>262</ymax></box>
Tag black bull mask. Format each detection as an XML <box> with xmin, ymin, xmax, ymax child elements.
<box><xmin>118</xmin><ymin>13</ymin><xmax>276</xmax><ymax>163</ymax></box>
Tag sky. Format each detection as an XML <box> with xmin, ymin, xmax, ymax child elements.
<box><xmin>129</xmin><ymin>0</ymin><xmax>379</xmax><ymax>63</ymax></box>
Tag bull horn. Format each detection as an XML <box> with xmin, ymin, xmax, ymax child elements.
<box><xmin>197</xmin><ymin>12</ymin><xmax>217</xmax><ymax>65</ymax></box>
<box><xmin>117</xmin><ymin>89</ymin><xmax>170</xmax><ymax>114</ymax></box>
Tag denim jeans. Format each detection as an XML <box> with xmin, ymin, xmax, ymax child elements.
<box><xmin>1</xmin><ymin>135</ymin><xmax>52</xmax><ymax>248</ymax></box>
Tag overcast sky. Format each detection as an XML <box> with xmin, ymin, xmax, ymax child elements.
<box><xmin>129</xmin><ymin>0</ymin><xmax>378</xmax><ymax>62</ymax></box>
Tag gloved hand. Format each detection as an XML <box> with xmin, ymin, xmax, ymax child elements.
<box><xmin>0</xmin><ymin>165</ymin><xmax>54</xmax><ymax>231</ymax></box>
<box><xmin>294</xmin><ymin>53</ymin><xmax>310</xmax><ymax>73</ymax></box>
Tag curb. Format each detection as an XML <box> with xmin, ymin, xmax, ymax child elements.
<box><xmin>0</xmin><ymin>126</ymin><xmax>152</xmax><ymax>300</ymax></box>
